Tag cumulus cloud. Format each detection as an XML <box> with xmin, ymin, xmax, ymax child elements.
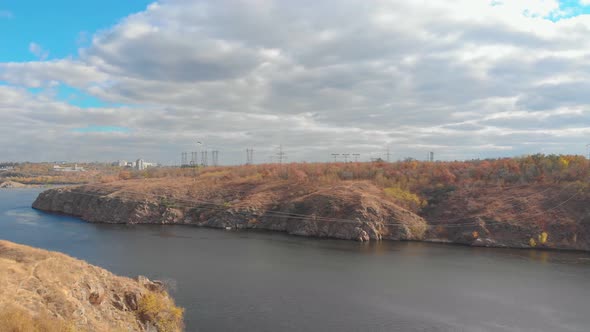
<box><xmin>1</xmin><ymin>0</ymin><xmax>590</xmax><ymax>163</ymax></box>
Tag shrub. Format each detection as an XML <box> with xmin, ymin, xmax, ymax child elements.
<box><xmin>383</xmin><ymin>187</ymin><xmax>426</xmax><ymax>211</ymax></box>
<box><xmin>538</xmin><ymin>232</ymin><xmax>548</xmax><ymax>244</ymax></box>
<box><xmin>137</xmin><ymin>292</ymin><xmax>184</xmax><ymax>332</ymax></box>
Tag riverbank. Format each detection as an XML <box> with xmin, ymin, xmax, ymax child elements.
<box><xmin>0</xmin><ymin>180</ymin><xmax>39</xmax><ymax>188</ymax></box>
<box><xmin>4</xmin><ymin>187</ymin><xmax>590</xmax><ymax>331</ymax></box>
<box><xmin>31</xmin><ymin>172</ymin><xmax>590</xmax><ymax>251</ymax></box>
<box><xmin>0</xmin><ymin>240</ymin><xmax>183</xmax><ymax>331</ymax></box>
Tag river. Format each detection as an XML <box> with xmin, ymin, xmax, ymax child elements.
<box><xmin>1</xmin><ymin>188</ymin><xmax>589</xmax><ymax>331</ymax></box>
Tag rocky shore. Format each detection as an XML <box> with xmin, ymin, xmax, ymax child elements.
<box><xmin>0</xmin><ymin>180</ymin><xmax>33</xmax><ymax>188</ymax></box>
<box><xmin>32</xmin><ymin>180</ymin><xmax>590</xmax><ymax>251</ymax></box>
<box><xmin>32</xmin><ymin>182</ymin><xmax>428</xmax><ymax>242</ymax></box>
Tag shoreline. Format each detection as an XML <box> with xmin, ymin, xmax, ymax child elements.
<box><xmin>32</xmin><ymin>205</ymin><xmax>590</xmax><ymax>254</ymax></box>
<box><xmin>31</xmin><ymin>182</ymin><xmax>590</xmax><ymax>253</ymax></box>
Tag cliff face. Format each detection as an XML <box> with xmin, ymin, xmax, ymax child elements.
<box><xmin>422</xmin><ymin>185</ymin><xmax>590</xmax><ymax>251</ymax></box>
<box><xmin>32</xmin><ymin>181</ymin><xmax>427</xmax><ymax>242</ymax></box>
<box><xmin>31</xmin><ymin>179</ymin><xmax>590</xmax><ymax>251</ymax></box>
<box><xmin>0</xmin><ymin>240</ymin><xmax>183</xmax><ymax>332</ymax></box>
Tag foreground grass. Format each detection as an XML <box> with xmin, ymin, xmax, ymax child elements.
<box><xmin>0</xmin><ymin>306</ymin><xmax>75</xmax><ymax>332</ymax></box>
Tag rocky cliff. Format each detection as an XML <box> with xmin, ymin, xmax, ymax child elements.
<box><xmin>31</xmin><ymin>178</ymin><xmax>590</xmax><ymax>251</ymax></box>
<box><xmin>422</xmin><ymin>184</ymin><xmax>590</xmax><ymax>251</ymax></box>
<box><xmin>32</xmin><ymin>180</ymin><xmax>427</xmax><ymax>242</ymax></box>
<box><xmin>0</xmin><ymin>240</ymin><xmax>183</xmax><ymax>332</ymax></box>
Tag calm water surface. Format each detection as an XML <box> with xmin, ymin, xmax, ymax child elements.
<box><xmin>1</xmin><ymin>188</ymin><xmax>590</xmax><ymax>332</ymax></box>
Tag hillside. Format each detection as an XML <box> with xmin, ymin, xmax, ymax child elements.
<box><xmin>33</xmin><ymin>178</ymin><xmax>427</xmax><ymax>242</ymax></box>
<box><xmin>32</xmin><ymin>156</ymin><xmax>590</xmax><ymax>250</ymax></box>
<box><xmin>0</xmin><ymin>240</ymin><xmax>183</xmax><ymax>332</ymax></box>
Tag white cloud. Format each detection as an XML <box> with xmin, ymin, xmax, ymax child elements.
<box><xmin>28</xmin><ymin>42</ymin><xmax>49</xmax><ymax>60</ymax></box>
<box><xmin>0</xmin><ymin>60</ymin><xmax>108</xmax><ymax>88</ymax></box>
<box><xmin>1</xmin><ymin>0</ymin><xmax>590</xmax><ymax>163</ymax></box>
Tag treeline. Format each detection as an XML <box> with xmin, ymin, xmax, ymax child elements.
<box><xmin>114</xmin><ymin>154</ymin><xmax>590</xmax><ymax>189</ymax></box>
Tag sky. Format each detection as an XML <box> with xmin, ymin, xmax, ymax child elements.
<box><xmin>1</xmin><ymin>0</ymin><xmax>590</xmax><ymax>164</ymax></box>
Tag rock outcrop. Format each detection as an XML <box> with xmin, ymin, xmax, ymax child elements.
<box><xmin>0</xmin><ymin>240</ymin><xmax>183</xmax><ymax>331</ymax></box>
<box><xmin>0</xmin><ymin>180</ymin><xmax>29</xmax><ymax>188</ymax></box>
<box><xmin>32</xmin><ymin>181</ymin><xmax>428</xmax><ymax>242</ymax></box>
<box><xmin>422</xmin><ymin>184</ymin><xmax>590</xmax><ymax>251</ymax></box>
<box><xmin>31</xmin><ymin>178</ymin><xmax>590</xmax><ymax>251</ymax></box>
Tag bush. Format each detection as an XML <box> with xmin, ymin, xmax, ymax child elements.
<box><xmin>138</xmin><ymin>292</ymin><xmax>184</xmax><ymax>332</ymax></box>
<box><xmin>383</xmin><ymin>187</ymin><xmax>426</xmax><ymax>211</ymax></box>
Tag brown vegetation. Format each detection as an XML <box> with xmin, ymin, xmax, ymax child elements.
<box><xmin>32</xmin><ymin>155</ymin><xmax>590</xmax><ymax>250</ymax></box>
<box><xmin>0</xmin><ymin>240</ymin><xmax>184</xmax><ymax>332</ymax></box>
<box><xmin>0</xmin><ymin>162</ymin><xmax>120</xmax><ymax>185</ymax></box>
<box><xmin>0</xmin><ymin>305</ymin><xmax>74</xmax><ymax>332</ymax></box>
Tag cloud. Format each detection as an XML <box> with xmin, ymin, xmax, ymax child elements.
<box><xmin>28</xmin><ymin>42</ymin><xmax>49</xmax><ymax>60</ymax></box>
<box><xmin>1</xmin><ymin>0</ymin><xmax>590</xmax><ymax>163</ymax></box>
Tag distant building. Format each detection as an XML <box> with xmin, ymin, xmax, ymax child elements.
<box><xmin>112</xmin><ymin>158</ymin><xmax>157</xmax><ymax>170</ymax></box>
<box><xmin>112</xmin><ymin>160</ymin><xmax>128</xmax><ymax>167</ymax></box>
<box><xmin>53</xmin><ymin>164</ymin><xmax>85</xmax><ymax>172</ymax></box>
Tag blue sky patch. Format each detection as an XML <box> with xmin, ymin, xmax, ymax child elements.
<box><xmin>547</xmin><ymin>0</ymin><xmax>590</xmax><ymax>21</ymax></box>
<box><xmin>72</xmin><ymin>125</ymin><xmax>130</xmax><ymax>133</ymax></box>
<box><xmin>0</xmin><ymin>0</ymin><xmax>153</xmax><ymax>62</ymax></box>
<box><xmin>57</xmin><ymin>85</ymin><xmax>111</xmax><ymax>108</ymax></box>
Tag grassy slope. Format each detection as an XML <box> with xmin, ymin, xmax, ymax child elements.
<box><xmin>0</xmin><ymin>240</ymin><xmax>184</xmax><ymax>332</ymax></box>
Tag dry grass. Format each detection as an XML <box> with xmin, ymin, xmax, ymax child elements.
<box><xmin>0</xmin><ymin>241</ymin><xmax>184</xmax><ymax>332</ymax></box>
<box><xmin>0</xmin><ymin>305</ymin><xmax>74</xmax><ymax>332</ymax></box>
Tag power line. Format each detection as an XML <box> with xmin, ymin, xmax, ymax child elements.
<box><xmin>191</xmin><ymin>152</ymin><xmax>198</xmax><ymax>165</ymax></box>
<box><xmin>211</xmin><ymin>151</ymin><xmax>219</xmax><ymax>166</ymax></box>
<box><xmin>246</xmin><ymin>149</ymin><xmax>254</xmax><ymax>165</ymax></box>
<box><xmin>331</xmin><ymin>153</ymin><xmax>340</xmax><ymax>162</ymax></box>
<box><xmin>201</xmin><ymin>151</ymin><xmax>208</xmax><ymax>167</ymax></box>
<box><xmin>342</xmin><ymin>153</ymin><xmax>350</xmax><ymax>163</ymax></box>
<box><xmin>275</xmin><ymin>145</ymin><xmax>287</xmax><ymax>164</ymax></box>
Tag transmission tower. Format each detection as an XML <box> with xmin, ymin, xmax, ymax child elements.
<box><xmin>342</xmin><ymin>153</ymin><xmax>350</xmax><ymax>163</ymax></box>
<box><xmin>211</xmin><ymin>150</ymin><xmax>219</xmax><ymax>166</ymax></box>
<box><xmin>246</xmin><ymin>149</ymin><xmax>254</xmax><ymax>165</ymax></box>
<box><xmin>331</xmin><ymin>153</ymin><xmax>340</xmax><ymax>162</ymax></box>
<box><xmin>191</xmin><ymin>152</ymin><xmax>198</xmax><ymax>165</ymax></box>
<box><xmin>385</xmin><ymin>147</ymin><xmax>391</xmax><ymax>162</ymax></box>
<box><xmin>352</xmin><ymin>153</ymin><xmax>360</xmax><ymax>162</ymax></box>
<box><xmin>181</xmin><ymin>152</ymin><xmax>188</xmax><ymax>166</ymax></box>
<box><xmin>201</xmin><ymin>151</ymin><xmax>208</xmax><ymax>167</ymax></box>
<box><xmin>275</xmin><ymin>145</ymin><xmax>287</xmax><ymax>164</ymax></box>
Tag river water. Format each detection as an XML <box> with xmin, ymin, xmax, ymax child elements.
<box><xmin>1</xmin><ymin>188</ymin><xmax>590</xmax><ymax>331</ymax></box>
